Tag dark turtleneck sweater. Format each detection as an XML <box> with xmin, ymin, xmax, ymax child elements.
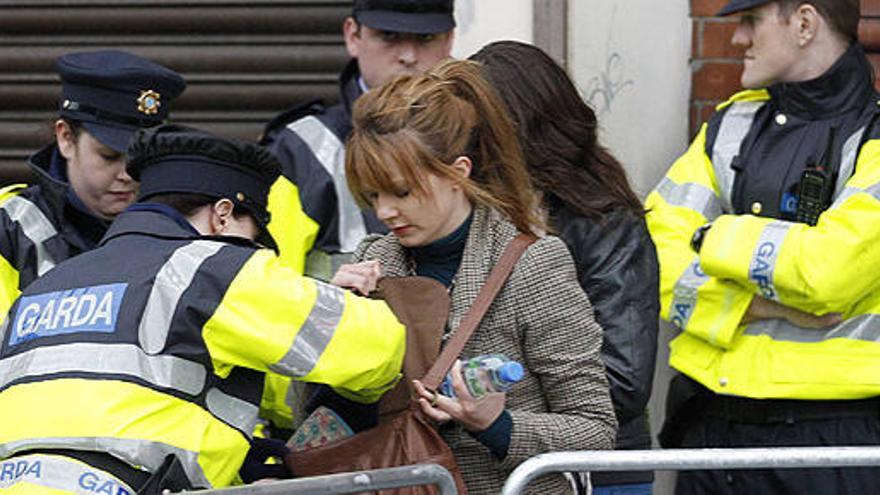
<box><xmin>410</xmin><ymin>213</ymin><xmax>472</xmax><ymax>288</ymax></box>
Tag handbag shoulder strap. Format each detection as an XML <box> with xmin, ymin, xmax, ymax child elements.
<box><xmin>421</xmin><ymin>233</ymin><xmax>536</xmax><ymax>389</ymax></box>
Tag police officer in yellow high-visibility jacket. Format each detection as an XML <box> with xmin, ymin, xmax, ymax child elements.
<box><xmin>0</xmin><ymin>50</ymin><xmax>186</xmax><ymax>319</ymax></box>
<box><xmin>0</xmin><ymin>124</ymin><xmax>405</xmax><ymax>494</ymax></box>
<box><xmin>647</xmin><ymin>1</ymin><xmax>880</xmax><ymax>493</ymax></box>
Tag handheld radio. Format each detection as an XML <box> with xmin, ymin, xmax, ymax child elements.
<box><xmin>795</xmin><ymin>128</ymin><xmax>836</xmax><ymax>226</ymax></box>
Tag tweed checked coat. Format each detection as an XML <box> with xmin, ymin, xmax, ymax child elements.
<box><xmin>353</xmin><ymin>205</ymin><xmax>617</xmax><ymax>494</ymax></box>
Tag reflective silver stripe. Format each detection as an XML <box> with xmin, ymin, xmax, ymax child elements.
<box><xmin>864</xmin><ymin>182</ymin><xmax>880</xmax><ymax>202</ymax></box>
<box><xmin>668</xmin><ymin>257</ymin><xmax>710</xmax><ymax>330</ymax></box>
<box><xmin>655</xmin><ymin>177</ymin><xmax>722</xmax><ymax>220</ymax></box>
<box><xmin>0</xmin><ymin>454</ymin><xmax>136</xmax><ymax>494</ymax></box>
<box><xmin>748</xmin><ymin>221</ymin><xmax>791</xmax><ymax>302</ymax></box>
<box><xmin>0</xmin><ymin>342</ymin><xmax>206</xmax><ymax>396</ymax></box>
<box><xmin>834</xmin><ymin>126</ymin><xmax>867</xmax><ymax>199</ymax></box>
<box><xmin>0</xmin><ymin>317</ymin><xmax>8</xmax><ymax>353</ymax></box>
<box><xmin>269</xmin><ymin>282</ymin><xmax>345</xmax><ymax>377</ymax></box>
<box><xmin>832</xmin><ymin>182</ymin><xmax>880</xmax><ymax>209</ymax></box>
<box><xmin>0</xmin><ymin>437</ymin><xmax>210</xmax><ymax>488</ymax></box>
<box><xmin>288</xmin><ymin>116</ymin><xmax>367</xmax><ymax>252</ymax></box>
<box><xmin>744</xmin><ymin>313</ymin><xmax>880</xmax><ymax>344</ymax></box>
<box><xmin>712</xmin><ymin>100</ymin><xmax>765</xmax><ymax>213</ymax></box>
<box><xmin>206</xmin><ymin>387</ymin><xmax>260</xmax><ymax>438</ymax></box>
<box><xmin>139</xmin><ymin>241</ymin><xmax>225</xmax><ymax>354</ymax></box>
<box><xmin>832</xmin><ymin>187</ymin><xmax>859</xmax><ymax>207</ymax></box>
<box><xmin>1</xmin><ymin>196</ymin><xmax>58</xmax><ymax>276</ymax></box>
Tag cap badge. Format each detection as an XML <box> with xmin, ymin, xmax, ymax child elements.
<box><xmin>137</xmin><ymin>90</ymin><xmax>161</xmax><ymax>115</ymax></box>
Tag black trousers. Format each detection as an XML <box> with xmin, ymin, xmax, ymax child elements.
<box><xmin>675</xmin><ymin>414</ymin><xmax>880</xmax><ymax>495</ymax></box>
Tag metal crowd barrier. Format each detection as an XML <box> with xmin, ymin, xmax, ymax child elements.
<box><xmin>173</xmin><ymin>463</ymin><xmax>457</xmax><ymax>495</ymax></box>
<box><xmin>501</xmin><ymin>447</ymin><xmax>880</xmax><ymax>495</ymax></box>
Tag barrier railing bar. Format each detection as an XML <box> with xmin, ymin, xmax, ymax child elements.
<box><xmin>501</xmin><ymin>447</ymin><xmax>880</xmax><ymax>495</ymax></box>
<box><xmin>173</xmin><ymin>463</ymin><xmax>457</xmax><ymax>495</ymax></box>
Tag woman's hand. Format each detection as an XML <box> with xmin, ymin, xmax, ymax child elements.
<box><xmin>330</xmin><ymin>260</ymin><xmax>382</xmax><ymax>296</ymax></box>
<box><xmin>413</xmin><ymin>360</ymin><xmax>506</xmax><ymax>432</ymax></box>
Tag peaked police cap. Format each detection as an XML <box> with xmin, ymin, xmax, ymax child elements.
<box><xmin>127</xmin><ymin>124</ymin><xmax>281</xmax><ymax>244</ymax></box>
<box><xmin>717</xmin><ymin>0</ymin><xmax>773</xmax><ymax>16</ymax></box>
<box><xmin>56</xmin><ymin>50</ymin><xmax>186</xmax><ymax>152</ymax></box>
<box><xmin>353</xmin><ymin>0</ymin><xmax>455</xmax><ymax>34</ymax></box>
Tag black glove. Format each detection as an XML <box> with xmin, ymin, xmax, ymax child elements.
<box><xmin>239</xmin><ymin>437</ymin><xmax>292</xmax><ymax>484</ymax></box>
<box><xmin>690</xmin><ymin>223</ymin><xmax>713</xmax><ymax>253</ymax></box>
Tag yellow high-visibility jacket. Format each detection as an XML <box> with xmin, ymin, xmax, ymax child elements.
<box><xmin>261</xmin><ymin>175</ymin><xmax>319</xmax><ymax>429</ymax></box>
<box><xmin>646</xmin><ymin>87</ymin><xmax>880</xmax><ymax>400</ymax></box>
<box><xmin>0</xmin><ymin>208</ymin><xmax>403</xmax><ymax>489</ymax></box>
<box><xmin>0</xmin><ymin>158</ymin><xmax>320</xmax><ymax>432</ymax></box>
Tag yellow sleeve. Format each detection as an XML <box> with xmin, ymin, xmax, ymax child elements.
<box><xmin>259</xmin><ymin>373</ymin><xmax>296</xmax><ymax>429</ymax></box>
<box><xmin>646</xmin><ymin>125</ymin><xmax>753</xmax><ymax>349</ymax></box>
<box><xmin>256</xmin><ymin>176</ymin><xmax>317</xmax><ymax>426</ymax></box>
<box><xmin>203</xmin><ymin>250</ymin><xmax>405</xmax><ymax>403</ymax></box>
<box><xmin>700</xmin><ymin>139</ymin><xmax>880</xmax><ymax>315</ymax></box>
<box><xmin>0</xmin><ymin>256</ymin><xmax>20</xmax><ymax>319</ymax></box>
<box><xmin>266</xmin><ymin>175</ymin><xmax>319</xmax><ymax>274</ymax></box>
<box><xmin>0</xmin><ymin>185</ymin><xmax>28</xmax><ymax>318</ymax></box>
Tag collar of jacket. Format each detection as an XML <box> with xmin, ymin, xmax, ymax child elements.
<box><xmin>361</xmin><ymin>204</ymin><xmax>523</xmax><ymax>338</ymax></box>
<box><xmin>27</xmin><ymin>143</ymin><xmax>110</xmax><ymax>247</ymax></box>
<box><xmin>100</xmin><ymin>208</ymin><xmax>262</xmax><ymax>251</ymax></box>
<box><xmin>365</xmin><ymin>205</ymin><xmax>506</xmax><ymax>274</ymax></box>
<box><xmin>768</xmin><ymin>43</ymin><xmax>876</xmax><ymax>119</ymax></box>
<box><xmin>339</xmin><ymin>59</ymin><xmax>364</xmax><ymax>128</ymax></box>
<box><xmin>28</xmin><ymin>144</ymin><xmax>74</xmax><ymax>220</ymax></box>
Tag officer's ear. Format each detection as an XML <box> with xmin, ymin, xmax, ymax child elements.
<box><xmin>55</xmin><ymin>120</ymin><xmax>79</xmax><ymax>160</ymax></box>
<box><xmin>793</xmin><ymin>3</ymin><xmax>820</xmax><ymax>47</ymax></box>
<box><xmin>209</xmin><ymin>198</ymin><xmax>235</xmax><ymax>234</ymax></box>
<box><xmin>343</xmin><ymin>17</ymin><xmax>363</xmax><ymax>58</ymax></box>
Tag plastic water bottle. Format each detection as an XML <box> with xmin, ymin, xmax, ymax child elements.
<box><xmin>438</xmin><ymin>354</ymin><xmax>524</xmax><ymax>398</ymax></box>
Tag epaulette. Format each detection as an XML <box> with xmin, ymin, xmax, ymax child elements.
<box><xmin>704</xmin><ymin>89</ymin><xmax>771</xmax><ymax>156</ymax></box>
<box><xmin>0</xmin><ymin>184</ymin><xmax>27</xmax><ymax>205</ymax></box>
<box><xmin>715</xmin><ymin>89</ymin><xmax>770</xmax><ymax>111</ymax></box>
<box><xmin>258</xmin><ymin>98</ymin><xmax>326</xmax><ymax>145</ymax></box>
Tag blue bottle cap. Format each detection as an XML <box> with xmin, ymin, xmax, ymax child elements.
<box><xmin>498</xmin><ymin>361</ymin><xmax>524</xmax><ymax>383</ymax></box>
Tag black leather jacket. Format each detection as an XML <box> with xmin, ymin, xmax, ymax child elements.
<box><xmin>551</xmin><ymin>203</ymin><xmax>660</xmax><ymax>486</ymax></box>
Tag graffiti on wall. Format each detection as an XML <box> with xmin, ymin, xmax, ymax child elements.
<box><xmin>586</xmin><ymin>52</ymin><xmax>634</xmax><ymax>115</ymax></box>
<box><xmin>583</xmin><ymin>5</ymin><xmax>634</xmax><ymax>115</ymax></box>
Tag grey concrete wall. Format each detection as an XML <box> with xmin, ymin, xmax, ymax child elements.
<box><xmin>452</xmin><ymin>0</ymin><xmax>533</xmax><ymax>59</ymax></box>
<box><xmin>569</xmin><ymin>3</ymin><xmax>691</xmax><ymax>493</ymax></box>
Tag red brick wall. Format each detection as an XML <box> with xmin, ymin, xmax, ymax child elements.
<box><xmin>689</xmin><ymin>0</ymin><xmax>880</xmax><ymax>136</ymax></box>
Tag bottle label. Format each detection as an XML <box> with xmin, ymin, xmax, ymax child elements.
<box><xmin>440</xmin><ymin>354</ymin><xmax>519</xmax><ymax>398</ymax></box>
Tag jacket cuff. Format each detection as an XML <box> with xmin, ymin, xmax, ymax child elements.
<box><xmin>701</xmin><ymin>215</ymin><xmax>763</xmax><ymax>281</ymax></box>
<box><xmin>701</xmin><ymin>215</ymin><xmax>795</xmax><ymax>302</ymax></box>
<box><xmin>468</xmin><ymin>409</ymin><xmax>512</xmax><ymax>460</ymax></box>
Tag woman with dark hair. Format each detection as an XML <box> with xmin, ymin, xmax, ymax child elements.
<box><xmin>471</xmin><ymin>40</ymin><xmax>660</xmax><ymax>495</ymax></box>
<box><xmin>332</xmin><ymin>58</ymin><xmax>616</xmax><ymax>494</ymax></box>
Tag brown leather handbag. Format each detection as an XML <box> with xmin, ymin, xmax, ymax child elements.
<box><xmin>285</xmin><ymin>234</ymin><xmax>535</xmax><ymax>494</ymax></box>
